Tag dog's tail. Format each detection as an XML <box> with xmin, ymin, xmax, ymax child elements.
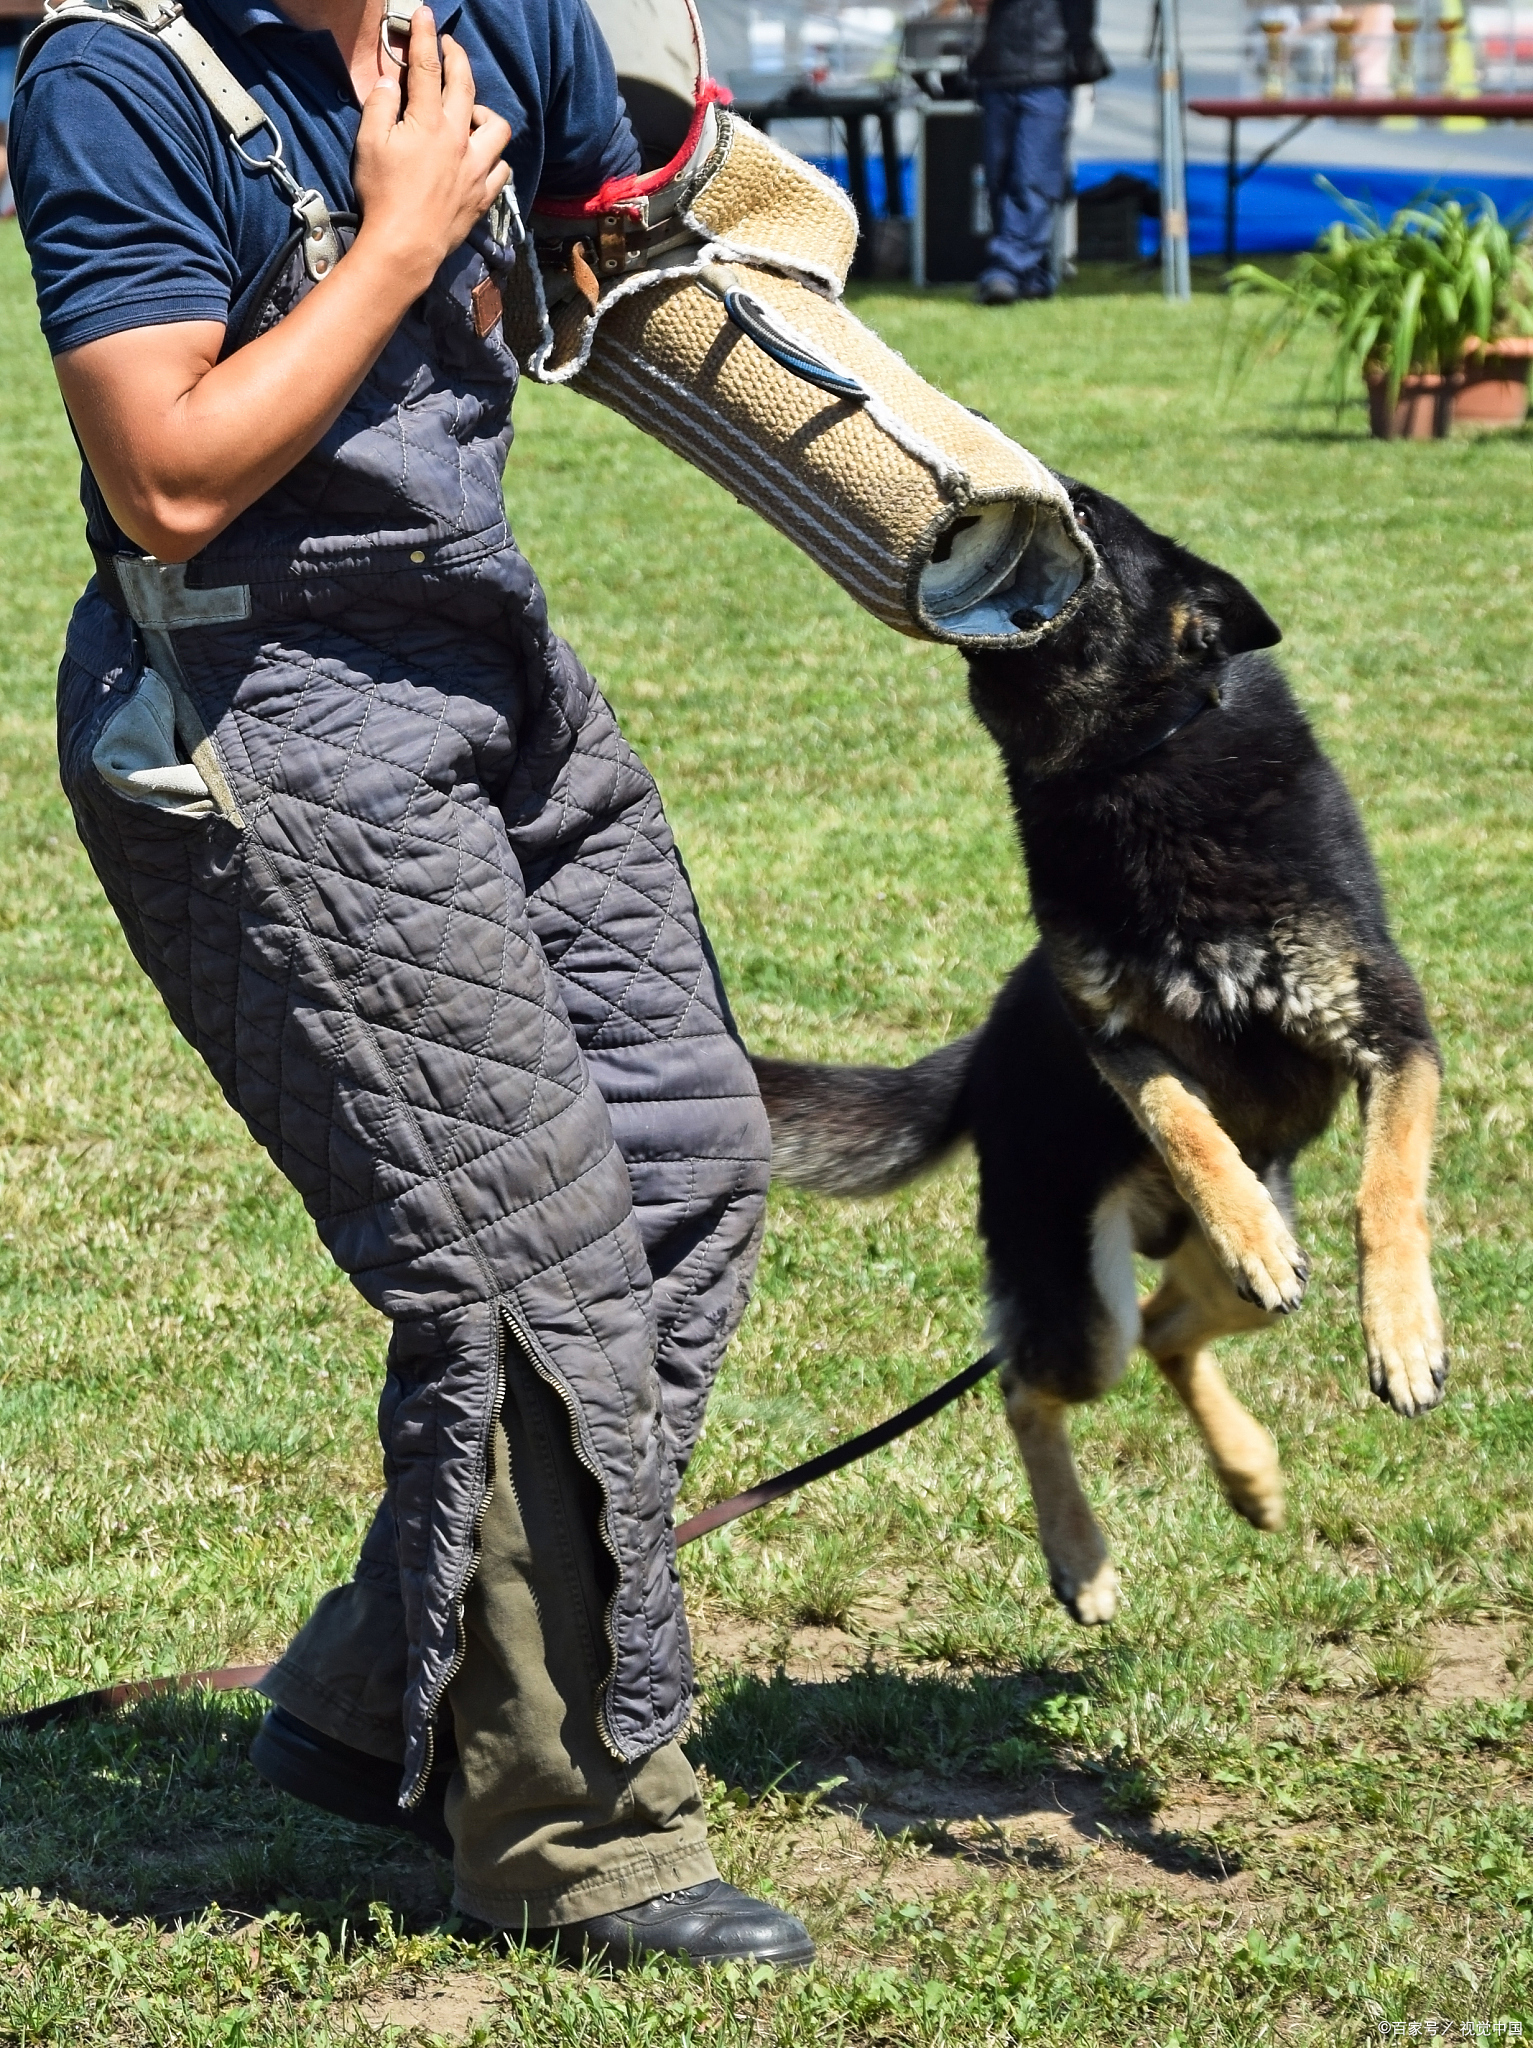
<box><xmin>750</xmin><ymin>1034</ymin><xmax>977</xmax><ymax>1197</ymax></box>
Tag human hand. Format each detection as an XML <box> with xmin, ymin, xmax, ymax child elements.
<box><xmin>353</xmin><ymin>7</ymin><xmax>512</xmax><ymax>291</ymax></box>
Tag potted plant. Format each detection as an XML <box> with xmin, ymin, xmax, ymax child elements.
<box><xmin>1229</xmin><ymin>193</ymin><xmax>1533</xmax><ymax>438</ymax></box>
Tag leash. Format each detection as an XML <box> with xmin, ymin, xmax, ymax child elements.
<box><xmin>671</xmin><ymin>1347</ymin><xmax>1000</xmax><ymax>1545</ymax></box>
<box><xmin>0</xmin><ymin>1663</ymin><xmax>277</xmax><ymax>1736</ymax></box>
<box><xmin>0</xmin><ymin>1350</ymin><xmax>1001</xmax><ymax>1734</ymax></box>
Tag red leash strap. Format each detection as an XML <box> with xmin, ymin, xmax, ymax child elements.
<box><xmin>1</xmin><ymin>1352</ymin><xmax>1000</xmax><ymax>1732</ymax></box>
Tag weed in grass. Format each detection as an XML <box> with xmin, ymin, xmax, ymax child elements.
<box><xmin>1449</xmin><ymin>1697</ymin><xmax>1533</xmax><ymax>1750</ymax></box>
<box><xmin>1028</xmin><ymin>1691</ymin><xmax>1095</xmax><ymax>1745</ymax></box>
<box><xmin>1361</xmin><ymin>1638</ymin><xmax>1434</xmax><ymax>1694</ymax></box>
<box><xmin>1394</xmin><ymin>1505</ymin><xmax>1485</xmax><ymax>1568</ymax></box>
<box><xmin>898</xmin><ymin>1562</ymin><xmax>1049</xmax><ymax>1668</ymax></box>
<box><xmin>1255</xmin><ymin>1563</ymin><xmax>1377</xmax><ymax>1641</ymax></box>
<box><xmin>984</xmin><ymin>1734</ymin><xmax>1054</xmax><ymax>1782</ymax></box>
<box><xmin>1311</xmin><ymin>1498</ymin><xmax>1374</xmax><ymax>1550</ymax></box>
<box><xmin>1099</xmin><ymin>1763</ymin><xmax>1166</xmax><ymax>1818</ymax></box>
<box><xmin>784</xmin><ymin>1532</ymin><xmax>870</xmax><ymax>1628</ymax></box>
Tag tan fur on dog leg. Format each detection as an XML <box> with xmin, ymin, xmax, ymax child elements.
<box><xmin>1139</xmin><ymin>1227</ymin><xmax>1277</xmax><ymax>1362</ymax></box>
<box><xmin>1003</xmin><ymin>1380</ymin><xmax>1119</xmax><ymax>1624</ymax></box>
<box><xmin>1090</xmin><ymin>1041</ymin><xmax>1309</xmax><ymax>1314</ymax></box>
<box><xmin>1357</xmin><ymin>1048</ymin><xmax>1446</xmax><ymax>1417</ymax></box>
<box><xmin>1156</xmin><ymin>1349</ymin><xmax>1285</xmax><ymax>1530</ymax></box>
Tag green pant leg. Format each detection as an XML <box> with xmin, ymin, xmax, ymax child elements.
<box><xmin>259</xmin><ymin>1566</ymin><xmax>412</xmax><ymax>1764</ymax></box>
<box><xmin>262</xmin><ymin>1340</ymin><xmax>716</xmax><ymax>1921</ymax></box>
<box><xmin>447</xmin><ymin>1343</ymin><xmax>715</xmax><ymax>1928</ymax></box>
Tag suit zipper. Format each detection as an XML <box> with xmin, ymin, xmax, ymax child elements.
<box><xmin>399</xmin><ymin>1316</ymin><xmax>508</xmax><ymax>1810</ymax></box>
<box><xmin>499</xmin><ymin>1299</ymin><xmax>630</xmax><ymax>1764</ymax></box>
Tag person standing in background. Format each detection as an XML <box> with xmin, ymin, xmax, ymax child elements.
<box><xmin>0</xmin><ymin>3</ymin><xmax>42</xmax><ymax>217</ymax></box>
<box><xmin>972</xmin><ymin>0</ymin><xmax>1110</xmax><ymax>303</ymax></box>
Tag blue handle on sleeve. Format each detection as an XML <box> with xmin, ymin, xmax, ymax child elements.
<box><xmin>720</xmin><ymin>286</ymin><xmax>871</xmax><ymax>405</ymax></box>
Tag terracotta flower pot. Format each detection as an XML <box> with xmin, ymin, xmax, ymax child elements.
<box><xmin>1367</xmin><ymin>368</ymin><xmax>1456</xmax><ymax>438</ymax></box>
<box><xmin>1454</xmin><ymin>334</ymin><xmax>1533</xmax><ymax>429</ymax></box>
<box><xmin>1367</xmin><ymin>337</ymin><xmax>1533</xmax><ymax>439</ymax></box>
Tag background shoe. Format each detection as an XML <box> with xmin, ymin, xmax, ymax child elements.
<box><xmin>530</xmin><ymin>1879</ymin><xmax>815</xmax><ymax>1970</ymax></box>
<box><xmin>250</xmin><ymin>1705</ymin><xmax>455</xmax><ymax>1857</ymax></box>
<box><xmin>974</xmin><ymin>270</ymin><xmax>1020</xmax><ymax>306</ymax></box>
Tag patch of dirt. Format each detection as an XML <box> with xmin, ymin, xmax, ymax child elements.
<box><xmin>784</xmin><ymin>1624</ymin><xmax>875</xmax><ymax>1679</ymax></box>
<box><xmin>360</xmin><ymin>1972</ymin><xmax>501</xmax><ymax>2041</ymax></box>
<box><xmin>826</xmin><ymin>1768</ymin><xmax>1250</xmax><ymax>1905</ymax></box>
<box><xmin>1425</xmin><ymin>1620</ymin><xmax>1523</xmax><ymax>1705</ymax></box>
<box><xmin>692</xmin><ymin>1614</ymin><xmax>871</xmax><ymax>1683</ymax></box>
<box><xmin>758</xmin><ymin>1804</ymin><xmax>965</xmax><ymax>1905</ymax></box>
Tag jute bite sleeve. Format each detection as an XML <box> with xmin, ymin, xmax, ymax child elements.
<box><xmin>503</xmin><ymin>4</ymin><xmax>1094</xmax><ymax>650</ymax></box>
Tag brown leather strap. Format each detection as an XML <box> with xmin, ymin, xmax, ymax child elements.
<box><xmin>0</xmin><ymin>1662</ymin><xmax>273</xmax><ymax>1734</ymax></box>
<box><xmin>1</xmin><ymin>1353</ymin><xmax>1000</xmax><ymax>1731</ymax></box>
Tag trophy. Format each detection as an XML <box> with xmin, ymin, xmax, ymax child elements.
<box><xmin>1437</xmin><ymin>4</ymin><xmax>1480</xmax><ymax>93</ymax></box>
<box><xmin>1259</xmin><ymin>11</ymin><xmax>1290</xmax><ymax>95</ymax></box>
<box><xmin>1329</xmin><ymin>11</ymin><xmax>1359</xmax><ymax>93</ymax></box>
<box><xmin>1392</xmin><ymin>10</ymin><xmax>1421</xmax><ymax>91</ymax></box>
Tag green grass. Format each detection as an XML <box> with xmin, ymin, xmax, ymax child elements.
<box><xmin>1</xmin><ymin>220</ymin><xmax>1531</xmax><ymax>2043</ymax></box>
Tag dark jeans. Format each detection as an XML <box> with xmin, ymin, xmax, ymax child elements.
<box><xmin>979</xmin><ymin>84</ymin><xmax>1071</xmax><ymax>290</ymax></box>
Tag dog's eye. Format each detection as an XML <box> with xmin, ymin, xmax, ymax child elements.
<box><xmin>1073</xmin><ymin>501</ymin><xmax>1091</xmax><ymax>528</ymax></box>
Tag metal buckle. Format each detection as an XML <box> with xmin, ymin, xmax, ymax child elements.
<box><xmin>291</xmin><ymin>188</ymin><xmax>342</xmax><ymax>281</ymax></box>
<box><xmin>600</xmin><ymin>202</ymin><xmax>648</xmax><ymax>276</ymax></box>
<box><xmin>228</xmin><ymin>114</ymin><xmax>298</xmax><ymax>198</ymax></box>
<box><xmin>380</xmin><ymin>0</ymin><xmax>413</xmax><ymax>69</ymax></box>
<box><xmin>542</xmin><ymin>202</ymin><xmax>650</xmax><ymax>283</ymax></box>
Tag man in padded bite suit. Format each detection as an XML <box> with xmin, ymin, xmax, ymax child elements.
<box><xmin>10</xmin><ymin>0</ymin><xmax>810</xmax><ymax>1966</ymax></box>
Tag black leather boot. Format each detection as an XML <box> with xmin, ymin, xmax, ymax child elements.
<box><xmin>249</xmin><ymin>1705</ymin><xmax>454</xmax><ymax>1857</ymax></box>
<box><xmin>527</xmin><ymin>1879</ymin><xmax>815</xmax><ymax>1969</ymax></box>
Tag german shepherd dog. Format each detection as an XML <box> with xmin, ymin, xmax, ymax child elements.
<box><xmin>752</xmin><ymin>478</ymin><xmax>1446</xmax><ymax>1625</ymax></box>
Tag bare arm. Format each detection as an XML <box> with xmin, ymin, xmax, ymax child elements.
<box><xmin>52</xmin><ymin>8</ymin><xmax>511</xmax><ymax>562</ymax></box>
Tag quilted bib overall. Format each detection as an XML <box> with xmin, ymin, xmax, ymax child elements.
<box><xmin>53</xmin><ymin>96</ymin><xmax>770</xmax><ymax>1816</ymax></box>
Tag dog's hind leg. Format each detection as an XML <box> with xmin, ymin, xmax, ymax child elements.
<box><xmin>996</xmin><ymin>1183</ymin><xmax>1140</xmax><ymax>1626</ymax></box>
<box><xmin>1140</xmin><ymin>1227</ymin><xmax>1285</xmax><ymax>1531</ymax></box>
<box><xmin>1002</xmin><ymin>1378</ymin><xmax>1121</xmax><ymax>1624</ymax></box>
<box><xmin>1155</xmin><ymin>1351</ymin><xmax>1284</xmax><ymax>1531</ymax></box>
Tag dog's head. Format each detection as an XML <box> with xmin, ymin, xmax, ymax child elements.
<box><xmin>970</xmin><ymin>477</ymin><xmax>1282</xmax><ymax>778</ymax></box>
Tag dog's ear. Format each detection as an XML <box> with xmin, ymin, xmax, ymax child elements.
<box><xmin>1182</xmin><ymin>570</ymin><xmax>1282</xmax><ymax>659</ymax></box>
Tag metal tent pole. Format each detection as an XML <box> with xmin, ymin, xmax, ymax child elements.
<box><xmin>1158</xmin><ymin>0</ymin><xmax>1192</xmax><ymax>299</ymax></box>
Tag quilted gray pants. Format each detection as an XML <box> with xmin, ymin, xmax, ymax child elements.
<box><xmin>58</xmin><ymin>574</ymin><xmax>771</xmax><ymax>1883</ymax></box>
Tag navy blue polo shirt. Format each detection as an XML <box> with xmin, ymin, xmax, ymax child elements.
<box><xmin>10</xmin><ymin>0</ymin><xmax>639</xmax><ymax>357</ymax></box>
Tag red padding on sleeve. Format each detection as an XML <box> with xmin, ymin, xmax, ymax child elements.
<box><xmin>535</xmin><ymin>79</ymin><xmax>732</xmax><ymax>220</ymax></box>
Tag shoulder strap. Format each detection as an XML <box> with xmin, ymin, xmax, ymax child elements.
<box><xmin>17</xmin><ymin>0</ymin><xmax>342</xmax><ymax>282</ymax></box>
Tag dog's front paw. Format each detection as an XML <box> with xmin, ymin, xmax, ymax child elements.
<box><xmin>1362</xmin><ymin>1258</ymin><xmax>1447</xmax><ymax>1417</ymax></box>
<box><xmin>1204</xmin><ymin>1174</ymin><xmax>1309</xmax><ymax>1315</ymax></box>
<box><xmin>1050</xmin><ymin>1555</ymin><xmax>1120</xmax><ymax>1626</ymax></box>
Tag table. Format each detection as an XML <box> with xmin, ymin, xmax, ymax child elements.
<box><xmin>729</xmin><ymin>86</ymin><xmax>906</xmax><ymax>279</ymax></box>
<box><xmin>1187</xmin><ymin>94</ymin><xmax>1533</xmax><ymax>265</ymax></box>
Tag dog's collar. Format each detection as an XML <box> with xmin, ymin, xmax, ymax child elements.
<box><xmin>1100</xmin><ymin>681</ymin><xmax>1222</xmax><ymax>773</ymax></box>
